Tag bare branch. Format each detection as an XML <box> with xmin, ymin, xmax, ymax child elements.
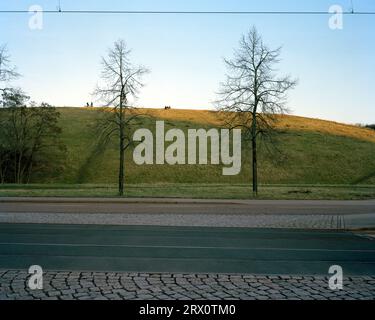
<box><xmin>0</xmin><ymin>45</ymin><xmax>20</xmax><ymax>85</ymax></box>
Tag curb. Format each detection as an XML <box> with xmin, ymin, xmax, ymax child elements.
<box><xmin>0</xmin><ymin>197</ymin><xmax>246</xmax><ymax>206</ymax></box>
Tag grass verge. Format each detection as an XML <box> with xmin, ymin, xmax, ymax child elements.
<box><xmin>0</xmin><ymin>183</ymin><xmax>374</xmax><ymax>200</ymax></box>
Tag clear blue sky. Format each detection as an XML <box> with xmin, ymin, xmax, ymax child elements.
<box><xmin>1</xmin><ymin>0</ymin><xmax>374</xmax><ymax>124</ymax></box>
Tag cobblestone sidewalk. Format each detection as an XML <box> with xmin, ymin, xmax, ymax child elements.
<box><xmin>1</xmin><ymin>270</ymin><xmax>374</xmax><ymax>300</ymax></box>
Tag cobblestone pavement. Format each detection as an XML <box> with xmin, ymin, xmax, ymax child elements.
<box><xmin>0</xmin><ymin>270</ymin><xmax>374</xmax><ymax>300</ymax></box>
<box><xmin>0</xmin><ymin>213</ymin><xmax>347</xmax><ymax>229</ymax></box>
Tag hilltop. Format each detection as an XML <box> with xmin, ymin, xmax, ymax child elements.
<box><xmin>134</xmin><ymin>108</ymin><xmax>375</xmax><ymax>143</ymax></box>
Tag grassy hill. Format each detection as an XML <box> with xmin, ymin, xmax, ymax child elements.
<box><xmin>1</xmin><ymin>107</ymin><xmax>374</xmax><ymax>199</ymax></box>
<box><xmin>56</xmin><ymin>107</ymin><xmax>375</xmax><ymax>185</ymax></box>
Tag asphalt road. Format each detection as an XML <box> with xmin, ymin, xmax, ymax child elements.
<box><xmin>0</xmin><ymin>198</ymin><xmax>375</xmax><ymax>215</ymax></box>
<box><xmin>0</xmin><ymin>223</ymin><xmax>374</xmax><ymax>276</ymax></box>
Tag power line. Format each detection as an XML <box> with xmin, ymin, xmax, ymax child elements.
<box><xmin>0</xmin><ymin>10</ymin><xmax>375</xmax><ymax>15</ymax></box>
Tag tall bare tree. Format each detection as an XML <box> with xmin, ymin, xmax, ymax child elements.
<box><xmin>217</xmin><ymin>27</ymin><xmax>297</xmax><ymax>195</ymax></box>
<box><xmin>0</xmin><ymin>45</ymin><xmax>20</xmax><ymax>90</ymax></box>
<box><xmin>94</xmin><ymin>40</ymin><xmax>149</xmax><ymax>196</ymax></box>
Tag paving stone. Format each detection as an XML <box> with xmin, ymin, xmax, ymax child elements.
<box><xmin>1</xmin><ymin>270</ymin><xmax>374</xmax><ymax>300</ymax></box>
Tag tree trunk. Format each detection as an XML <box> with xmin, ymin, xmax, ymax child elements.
<box><xmin>118</xmin><ymin>110</ymin><xmax>125</xmax><ymax>196</ymax></box>
<box><xmin>26</xmin><ymin>161</ymin><xmax>33</xmax><ymax>184</ymax></box>
<box><xmin>118</xmin><ymin>92</ymin><xmax>125</xmax><ymax>196</ymax></box>
<box><xmin>0</xmin><ymin>158</ymin><xmax>4</xmax><ymax>184</ymax></box>
<box><xmin>251</xmin><ymin>108</ymin><xmax>258</xmax><ymax>196</ymax></box>
<box><xmin>252</xmin><ymin>136</ymin><xmax>258</xmax><ymax>195</ymax></box>
<box><xmin>0</xmin><ymin>166</ymin><xmax>4</xmax><ymax>184</ymax></box>
<box><xmin>119</xmin><ymin>136</ymin><xmax>125</xmax><ymax>196</ymax></box>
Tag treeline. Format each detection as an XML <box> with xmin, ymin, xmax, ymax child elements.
<box><xmin>0</xmin><ymin>89</ymin><xmax>66</xmax><ymax>184</ymax></box>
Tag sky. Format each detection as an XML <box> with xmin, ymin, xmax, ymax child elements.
<box><xmin>0</xmin><ymin>0</ymin><xmax>374</xmax><ymax>124</ymax></box>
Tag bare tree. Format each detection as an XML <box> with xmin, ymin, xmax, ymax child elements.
<box><xmin>94</xmin><ymin>40</ymin><xmax>149</xmax><ymax>196</ymax></box>
<box><xmin>217</xmin><ymin>27</ymin><xmax>297</xmax><ymax>195</ymax></box>
<box><xmin>0</xmin><ymin>45</ymin><xmax>20</xmax><ymax>90</ymax></box>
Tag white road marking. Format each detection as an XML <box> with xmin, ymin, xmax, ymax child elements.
<box><xmin>0</xmin><ymin>242</ymin><xmax>374</xmax><ymax>253</ymax></box>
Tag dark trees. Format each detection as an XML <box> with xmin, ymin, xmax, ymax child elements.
<box><xmin>0</xmin><ymin>89</ymin><xmax>66</xmax><ymax>184</ymax></box>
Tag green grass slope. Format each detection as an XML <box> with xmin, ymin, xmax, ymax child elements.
<box><xmin>50</xmin><ymin>107</ymin><xmax>375</xmax><ymax>186</ymax></box>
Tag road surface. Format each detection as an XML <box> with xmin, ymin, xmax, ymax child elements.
<box><xmin>0</xmin><ymin>223</ymin><xmax>374</xmax><ymax>276</ymax></box>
